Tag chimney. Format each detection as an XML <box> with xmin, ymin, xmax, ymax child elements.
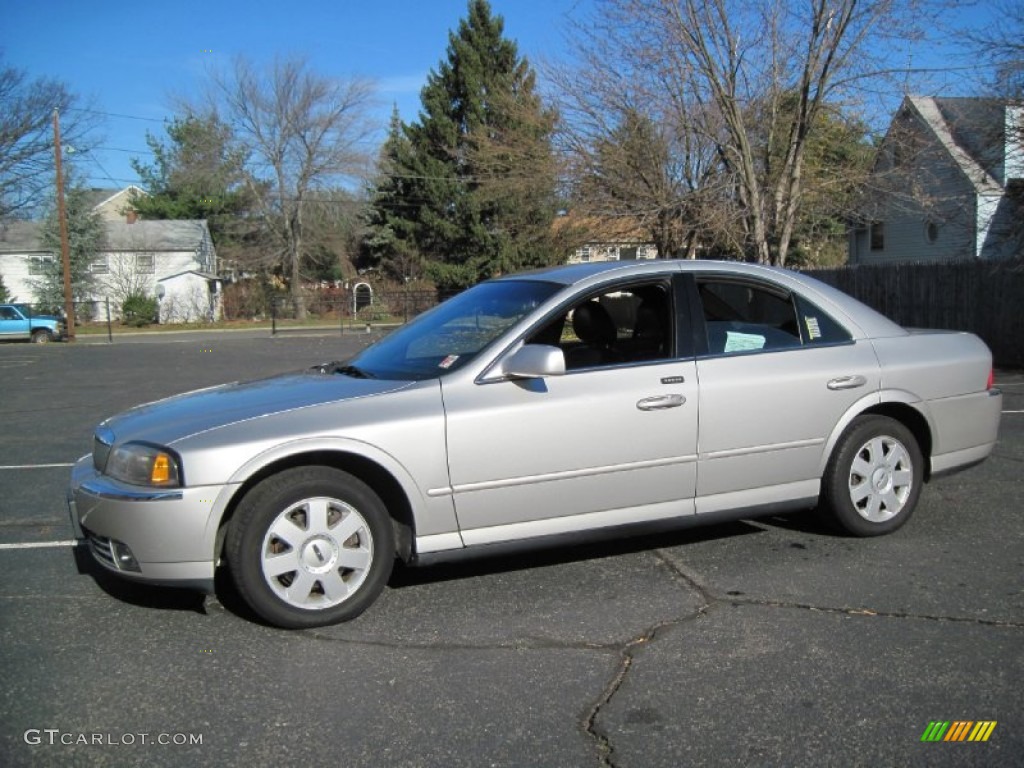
<box><xmin>126</xmin><ymin>209</ymin><xmax>138</xmax><ymax>224</ymax></box>
<box><xmin>1006</xmin><ymin>104</ymin><xmax>1024</xmax><ymax>181</ymax></box>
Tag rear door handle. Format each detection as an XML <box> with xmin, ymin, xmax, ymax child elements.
<box><xmin>637</xmin><ymin>394</ymin><xmax>686</xmax><ymax>411</ymax></box>
<box><xmin>827</xmin><ymin>375</ymin><xmax>867</xmax><ymax>391</ymax></box>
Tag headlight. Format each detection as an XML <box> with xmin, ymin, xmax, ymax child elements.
<box><xmin>105</xmin><ymin>442</ymin><xmax>182</xmax><ymax>487</ymax></box>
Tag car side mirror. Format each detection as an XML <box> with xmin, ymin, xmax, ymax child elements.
<box><xmin>502</xmin><ymin>344</ymin><xmax>566</xmax><ymax>379</ymax></box>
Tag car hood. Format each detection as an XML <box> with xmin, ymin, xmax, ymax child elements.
<box><xmin>99</xmin><ymin>369</ymin><xmax>413</xmax><ymax>447</ymax></box>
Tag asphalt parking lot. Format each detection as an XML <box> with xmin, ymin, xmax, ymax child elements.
<box><xmin>0</xmin><ymin>334</ymin><xmax>1021</xmax><ymax>767</ymax></box>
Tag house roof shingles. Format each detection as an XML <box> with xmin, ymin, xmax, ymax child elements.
<box><xmin>0</xmin><ymin>220</ymin><xmax>46</xmax><ymax>253</ymax></box>
<box><xmin>908</xmin><ymin>95</ymin><xmax>1005</xmax><ymax>195</ymax></box>
<box><xmin>0</xmin><ymin>219</ymin><xmax>212</xmax><ymax>254</ymax></box>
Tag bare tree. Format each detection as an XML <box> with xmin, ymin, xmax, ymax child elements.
<box><xmin>549</xmin><ymin>17</ymin><xmax>727</xmax><ymax>259</ymax></box>
<box><xmin>207</xmin><ymin>56</ymin><xmax>376</xmax><ymax>318</ymax></box>
<box><xmin>0</xmin><ymin>57</ymin><xmax>98</xmax><ymax>219</ymax></box>
<box><xmin>556</xmin><ymin>0</ymin><xmax>935</xmax><ymax>266</ymax></box>
<box><xmin>961</xmin><ymin>0</ymin><xmax>1024</xmax><ymax>97</ymax></box>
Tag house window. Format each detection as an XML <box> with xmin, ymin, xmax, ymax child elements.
<box><xmin>579</xmin><ymin>246</ymin><xmax>591</xmax><ymax>263</ymax></box>
<box><xmin>28</xmin><ymin>255</ymin><xmax>54</xmax><ymax>275</ymax></box>
<box><xmin>137</xmin><ymin>253</ymin><xmax>155</xmax><ymax>273</ymax></box>
<box><xmin>869</xmin><ymin>222</ymin><xmax>885</xmax><ymax>251</ymax></box>
<box><xmin>925</xmin><ymin>221</ymin><xmax>939</xmax><ymax>244</ymax></box>
<box><xmin>90</xmin><ymin>255</ymin><xmax>109</xmax><ymax>274</ymax></box>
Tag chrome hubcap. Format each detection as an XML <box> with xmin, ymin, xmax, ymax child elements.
<box><xmin>848</xmin><ymin>436</ymin><xmax>913</xmax><ymax>523</ymax></box>
<box><xmin>260</xmin><ymin>497</ymin><xmax>373</xmax><ymax>610</ymax></box>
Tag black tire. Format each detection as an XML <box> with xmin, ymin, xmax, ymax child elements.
<box><xmin>820</xmin><ymin>415</ymin><xmax>923</xmax><ymax>537</ymax></box>
<box><xmin>30</xmin><ymin>329</ymin><xmax>52</xmax><ymax>344</ymax></box>
<box><xmin>225</xmin><ymin>466</ymin><xmax>395</xmax><ymax>628</ymax></box>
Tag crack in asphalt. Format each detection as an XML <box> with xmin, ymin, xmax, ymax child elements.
<box><xmin>301</xmin><ymin>627</ymin><xmax>623</xmax><ymax>653</ymax></box>
<box><xmin>720</xmin><ymin>596</ymin><xmax>1024</xmax><ymax>628</ymax></box>
<box><xmin>579</xmin><ymin>548</ymin><xmax>1023</xmax><ymax>767</ymax></box>
<box><xmin>581</xmin><ymin>614</ymin><xmax>705</xmax><ymax>768</ymax></box>
<box><xmin>580</xmin><ymin>552</ymin><xmax>714</xmax><ymax>768</ymax></box>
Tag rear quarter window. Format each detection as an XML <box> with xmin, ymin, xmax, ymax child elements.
<box><xmin>793</xmin><ymin>295</ymin><xmax>853</xmax><ymax>345</ymax></box>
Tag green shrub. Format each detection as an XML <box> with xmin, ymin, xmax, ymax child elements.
<box><xmin>122</xmin><ymin>293</ymin><xmax>159</xmax><ymax>327</ymax></box>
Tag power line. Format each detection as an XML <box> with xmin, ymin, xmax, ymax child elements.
<box><xmin>93</xmin><ymin>145</ymin><xmax>157</xmax><ymax>155</ymax></box>
<box><xmin>66</xmin><ymin>107</ymin><xmax>168</xmax><ymax>123</ymax></box>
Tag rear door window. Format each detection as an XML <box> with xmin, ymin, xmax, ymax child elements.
<box><xmin>698</xmin><ymin>280</ymin><xmax>801</xmax><ymax>354</ymax></box>
<box><xmin>697</xmin><ymin>279</ymin><xmax>852</xmax><ymax>355</ymax></box>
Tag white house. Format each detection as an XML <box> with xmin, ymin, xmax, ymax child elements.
<box><xmin>0</xmin><ymin>187</ymin><xmax>222</xmax><ymax>323</ymax></box>
<box><xmin>849</xmin><ymin>96</ymin><xmax>1024</xmax><ymax>263</ymax></box>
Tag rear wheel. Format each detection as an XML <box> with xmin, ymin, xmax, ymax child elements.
<box><xmin>820</xmin><ymin>415</ymin><xmax>923</xmax><ymax>536</ymax></box>
<box><xmin>30</xmin><ymin>329</ymin><xmax>53</xmax><ymax>344</ymax></box>
<box><xmin>226</xmin><ymin>466</ymin><xmax>394</xmax><ymax>628</ymax></box>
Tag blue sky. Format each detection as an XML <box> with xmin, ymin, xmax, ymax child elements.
<box><xmin>1</xmin><ymin>0</ymin><xmax>1000</xmax><ymax>192</ymax></box>
<box><xmin>3</xmin><ymin>0</ymin><xmax>584</xmax><ymax>188</ymax></box>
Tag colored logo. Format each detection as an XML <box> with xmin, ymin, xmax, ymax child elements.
<box><xmin>921</xmin><ymin>721</ymin><xmax>997</xmax><ymax>742</ymax></box>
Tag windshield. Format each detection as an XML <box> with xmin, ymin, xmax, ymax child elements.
<box><xmin>347</xmin><ymin>279</ymin><xmax>561</xmax><ymax>380</ymax></box>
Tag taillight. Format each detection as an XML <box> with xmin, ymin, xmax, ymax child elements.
<box><xmin>986</xmin><ymin>368</ymin><xmax>995</xmax><ymax>390</ymax></box>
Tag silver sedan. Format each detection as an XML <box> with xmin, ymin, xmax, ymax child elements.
<box><xmin>68</xmin><ymin>260</ymin><xmax>1002</xmax><ymax>628</ymax></box>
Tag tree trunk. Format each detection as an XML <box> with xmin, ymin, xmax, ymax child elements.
<box><xmin>289</xmin><ymin>206</ymin><xmax>306</xmax><ymax>321</ymax></box>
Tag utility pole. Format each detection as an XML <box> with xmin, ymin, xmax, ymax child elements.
<box><xmin>52</xmin><ymin>108</ymin><xmax>76</xmax><ymax>341</ymax></box>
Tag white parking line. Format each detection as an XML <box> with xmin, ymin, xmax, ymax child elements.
<box><xmin>1003</xmin><ymin>410</ymin><xmax>1024</xmax><ymax>414</ymax></box>
<box><xmin>0</xmin><ymin>463</ymin><xmax>74</xmax><ymax>470</ymax></box>
<box><xmin>0</xmin><ymin>541</ymin><xmax>76</xmax><ymax>550</ymax></box>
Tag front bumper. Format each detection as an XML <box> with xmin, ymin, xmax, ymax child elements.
<box><xmin>67</xmin><ymin>456</ymin><xmax>232</xmax><ymax>591</ymax></box>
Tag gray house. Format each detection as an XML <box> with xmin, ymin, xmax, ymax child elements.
<box><xmin>0</xmin><ymin>198</ymin><xmax>221</xmax><ymax>323</ymax></box>
<box><xmin>849</xmin><ymin>95</ymin><xmax>1023</xmax><ymax>263</ymax></box>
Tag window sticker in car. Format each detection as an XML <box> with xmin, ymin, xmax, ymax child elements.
<box><xmin>724</xmin><ymin>331</ymin><xmax>765</xmax><ymax>352</ymax></box>
<box><xmin>439</xmin><ymin>354</ymin><xmax>460</xmax><ymax>369</ymax></box>
<box><xmin>805</xmin><ymin>316</ymin><xmax>822</xmax><ymax>340</ymax></box>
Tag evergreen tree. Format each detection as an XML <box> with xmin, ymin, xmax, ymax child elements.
<box><xmin>130</xmin><ymin>113</ymin><xmax>259</xmax><ymax>265</ymax></box>
<box><xmin>367</xmin><ymin>0</ymin><xmax>559</xmax><ymax>289</ymax></box>
<box><xmin>362</xmin><ymin>106</ymin><xmax>422</xmax><ymax>281</ymax></box>
<box><xmin>0</xmin><ymin>273</ymin><xmax>10</xmax><ymax>303</ymax></box>
<box><xmin>32</xmin><ymin>183</ymin><xmax>102</xmax><ymax>311</ymax></box>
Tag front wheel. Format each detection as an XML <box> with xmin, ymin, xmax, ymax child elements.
<box><xmin>30</xmin><ymin>329</ymin><xmax>53</xmax><ymax>344</ymax></box>
<box><xmin>225</xmin><ymin>466</ymin><xmax>395</xmax><ymax>628</ymax></box>
<box><xmin>820</xmin><ymin>415</ymin><xmax>923</xmax><ymax>536</ymax></box>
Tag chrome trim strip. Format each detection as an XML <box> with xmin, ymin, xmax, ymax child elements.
<box><xmin>80</xmin><ymin>479</ymin><xmax>183</xmax><ymax>502</ymax></box>
<box><xmin>448</xmin><ymin>454</ymin><xmax>698</xmax><ymax>495</ymax></box>
<box><xmin>700</xmin><ymin>437</ymin><xmax>823</xmax><ymax>461</ymax></box>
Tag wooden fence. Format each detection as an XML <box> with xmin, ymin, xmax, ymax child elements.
<box><xmin>802</xmin><ymin>258</ymin><xmax>1024</xmax><ymax>368</ymax></box>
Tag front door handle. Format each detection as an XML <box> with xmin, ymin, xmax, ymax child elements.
<box><xmin>637</xmin><ymin>394</ymin><xmax>686</xmax><ymax>411</ymax></box>
<box><xmin>827</xmin><ymin>375</ymin><xmax>867</xmax><ymax>391</ymax></box>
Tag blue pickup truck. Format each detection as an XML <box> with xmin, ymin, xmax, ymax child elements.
<box><xmin>0</xmin><ymin>304</ymin><xmax>65</xmax><ymax>343</ymax></box>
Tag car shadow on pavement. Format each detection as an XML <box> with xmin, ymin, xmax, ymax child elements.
<box><xmin>72</xmin><ymin>545</ymin><xmax>208</xmax><ymax>615</ymax></box>
<box><xmin>70</xmin><ymin>510</ymin><xmax>833</xmax><ymax>626</ymax></box>
<box><xmin>748</xmin><ymin>509</ymin><xmax>837</xmax><ymax>536</ymax></box>
<box><xmin>387</xmin><ymin>518</ymin><xmax>770</xmax><ymax>589</ymax></box>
